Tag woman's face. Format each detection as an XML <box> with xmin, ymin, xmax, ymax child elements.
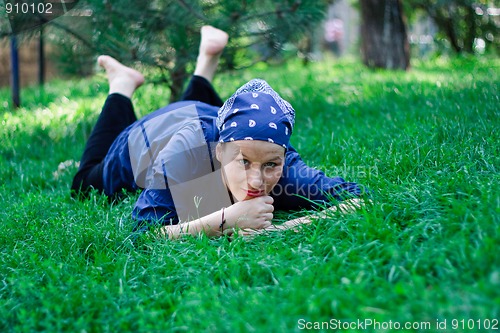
<box><xmin>216</xmin><ymin>140</ymin><xmax>285</xmax><ymax>202</ymax></box>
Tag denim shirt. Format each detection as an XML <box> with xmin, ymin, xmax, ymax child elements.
<box><xmin>102</xmin><ymin>101</ymin><xmax>362</xmax><ymax>231</ymax></box>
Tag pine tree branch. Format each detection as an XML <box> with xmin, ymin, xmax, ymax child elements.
<box><xmin>239</xmin><ymin>7</ymin><xmax>299</xmax><ymax>22</ymax></box>
<box><xmin>175</xmin><ymin>0</ymin><xmax>207</xmax><ymax>21</ymax></box>
<box><xmin>49</xmin><ymin>20</ymin><xmax>97</xmax><ymax>52</ymax></box>
<box><xmin>2</xmin><ymin>19</ymin><xmax>102</xmax><ymax>59</ymax></box>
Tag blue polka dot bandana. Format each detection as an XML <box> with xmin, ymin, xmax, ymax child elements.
<box><xmin>216</xmin><ymin>79</ymin><xmax>295</xmax><ymax>149</ymax></box>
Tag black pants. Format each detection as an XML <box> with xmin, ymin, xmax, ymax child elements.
<box><xmin>71</xmin><ymin>75</ymin><xmax>223</xmax><ymax>197</ymax></box>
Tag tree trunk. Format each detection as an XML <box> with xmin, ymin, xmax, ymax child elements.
<box><xmin>462</xmin><ymin>3</ymin><xmax>476</xmax><ymax>53</ymax></box>
<box><xmin>431</xmin><ymin>5</ymin><xmax>462</xmax><ymax>53</ymax></box>
<box><xmin>360</xmin><ymin>0</ymin><xmax>410</xmax><ymax>70</ymax></box>
<box><xmin>169</xmin><ymin>64</ymin><xmax>187</xmax><ymax>103</ymax></box>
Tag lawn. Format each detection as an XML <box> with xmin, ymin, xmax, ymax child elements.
<box><xmin>0</xmin><ymin>56</ymin><xmax>499</xmax><ymax>332</ymax></box>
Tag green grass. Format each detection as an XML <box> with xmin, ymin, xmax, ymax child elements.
<box><xmin>0</xmin><ymin>56</ymin><xmax>499</xmax><ymax>332</ymax></box>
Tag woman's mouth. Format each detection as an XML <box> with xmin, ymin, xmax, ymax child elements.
<box><xmin>245</xmin><ymin>190</ymin><xmax>265</xmax><ymax>198</ymax></box>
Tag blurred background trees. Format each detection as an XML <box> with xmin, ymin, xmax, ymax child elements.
<box><xmin>50</xmin><ymin>0</ymin><xmax>327</xmax><ymax>101</ymax></box>
<box><xmin>1</xmin><ymin>0</ymin><xmax>498</xmax><ymax>102</ymax></box>
<box><xmin>408</xmin><ymin>0</ymin><xmax>498</xmax><ymax>54</ymax></box>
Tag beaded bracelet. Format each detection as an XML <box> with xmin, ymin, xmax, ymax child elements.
<box><xmin>219</xmin><ymin>208</ymin><xmax>226</xmax><ymax>232</ymax></box>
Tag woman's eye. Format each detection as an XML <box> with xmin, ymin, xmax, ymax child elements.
<box><xmin>239</xmin><ymin>159</ymin><xmax>249</xmax><ymax>166</ymax></box>
<box><xmin>264</xmin><ymin>162</ymin><xmax>277</xmax><ymax>168</ymax></box>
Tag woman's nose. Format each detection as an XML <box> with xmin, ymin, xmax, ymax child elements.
<box><xmin>247</xmin><ymin>169</ymin><xmax>263</xmax><ymax>189</ymax></box>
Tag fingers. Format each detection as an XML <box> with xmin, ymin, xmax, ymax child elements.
<box><xmin>229</xmin><ymin>195</ymin><xmax>275</xmax><ymax>230</ymax></box>
<box><xmin>262</xmin><ymin>195</ymin><xmax>274</xmax><ymax>205</ymax></box>
<box><xmin>245</xmin><ymin>195</ymin><xmax>274</xmax><ymax>213</ymax></box>
<box><xmin>263</xmin><ymin>212</ymin><xmax>273</xmax><ymax>222</ymax></box>
<box><xmin>250</xmin><ymin>207</ymin><xmax>273</xmax><ymax>217</ymax></box>
<box><xmin>257</xmin><ymin>195</ymin><xmax>274</xmax><ymax>213</ymax></box>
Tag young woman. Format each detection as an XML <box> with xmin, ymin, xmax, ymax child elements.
<box><xmin>71</xmin><ymin>26</ymin><xmax>363</xmax><ymax>239</ymax></box>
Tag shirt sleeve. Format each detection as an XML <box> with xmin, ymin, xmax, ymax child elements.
<box><xmin>271</xmin><ymin>146</ymin><xmax>364</xmax><ymax>211</ymax></box>
<box><xmin>132</xmin><ymin>188</ymin><xmax>179</xmax><ymax>232</ymax></box>
<box><xmin>130</xmin><ymin>119</ymin><xmax>218</xmax><ymax>232</ymax></box>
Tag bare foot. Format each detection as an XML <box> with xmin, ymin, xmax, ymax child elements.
<box><xmin>199</xmin><ymin>25</ymin><xmax>229</xmax><ymax>56</ymax></box>
<box><xmin>98</xmin><ymin>55</ymin><xmax>145</xmax><ymax>98</ymax></box>
<box><xmin>194</xmin><ymin>26</ymin><xmax>228</xmax><ymax>82</ymax></box>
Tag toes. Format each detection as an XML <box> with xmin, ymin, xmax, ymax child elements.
<box><xmin>97</xmin><ymin>55</ymin><xmax>114</xmax><ymax>69</ymax></box>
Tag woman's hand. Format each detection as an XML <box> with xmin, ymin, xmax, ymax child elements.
<box><xmin>235</xmin><ymin>198</ymin><xmax>366</xmax><ymax>237</ymax></box>
<box><xmin>159</xmin><ymin>195</ymin><xmax>274</xmax><ymax>239</ymax></box>
<box><xmin>161</xmin><ymin>198</ymin><xmax>365</xmax><ymax>240</ymax></box>
<box><xmin>224</xmin><ymin>195</ymin><xmax>274</xmax><ymax>232</ymax></box>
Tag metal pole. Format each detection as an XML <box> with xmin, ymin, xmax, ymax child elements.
<box><xmin>39</xmin><ymin>26</ymin><xmax>45</xmax><ymax>86</ymax></box>
<box><xmin>10</xmin><ymin>35</ymin><xmax>20</xmax><ymax>108</ymax></box>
